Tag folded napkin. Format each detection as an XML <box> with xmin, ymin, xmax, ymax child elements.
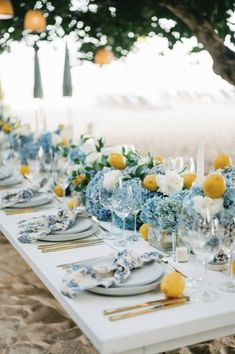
<box><xmin>0</xmin><ymin>186</ymin><xmax>39</xmax><ymax>208</ymax></box>
<box><xmin>61</xmin><ymin>249</ymin><xmax>162</xmax><ymax>298</ymax></box>
<box><xmin>18</xmin><ymin>210</ymin><xmax>77</xmax><ymax>243</ymax></box>
<box><xmin>0</xmin><ymin>166</ymin><xmax>12</xmax><ymax>180</ymax></box>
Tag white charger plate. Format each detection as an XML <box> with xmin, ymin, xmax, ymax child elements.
<box><xmin>0</xmin><ymin>166</ymin><xmax>12</xmax><ymax>180</ymax></box>
<box><xmin>0</xmin><ymin>174</ymin><xmax>22</xmax><ymax>187</ymax></box>
<box><xmin>38</xmin><ymin>221</ymin><xmax>99</xmax><ymax>242</ymax></box>
<box><xmin>88</xmin><ymin>256</ymin><xmax>164</xmax><ymax>296</ymax></box>
<box><xmin>8</xmin><ymin>193</ymin><xmax>53</xmax><ymax>209</ymax></box>
<box><xmin>51</xmin><ymin>216</ymin><xmax>92</xmax><ymax>235</ymax></box>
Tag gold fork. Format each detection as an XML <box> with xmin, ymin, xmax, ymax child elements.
<box><xmin>39</xmin><ymin>239</ymin><xmax>104</xmax><ymax>253</ymax></box>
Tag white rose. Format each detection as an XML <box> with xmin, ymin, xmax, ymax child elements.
<box><xmin>51</xmin><ymin>133</ymin><xmax>61</xmax><ymax>145</ymax></box>
<box><xmin>157</xmin><ymin>171</ymin><xmax>183</xmax><ymax>196</ymax></box>
<box><xmin>15</xmin><ymin>124</ymin><xmax>31</xmax><ymax>136</ymax></box>
<box><xmin>101</xmin><ymin>145</ymin><xmax>122</xmax><ymax>156</ymax></box>
<box><xmin>103</xmin><ymin>170</ymin><xmax>122</xmax><ymax>191</ymax></box>
<box><xmin>138</xmin><ymin>157</ymin><xmax>149</xmax><ymax>165</ymax></box>
<box><xmin>122</xmin><ymin>144</ymin><xmax>135</xmax><ymax>153</ymax></box>
<box><xmin>79</xmin><ymin>138</ymin><xmax>96</xmax><ymax>155</ymax></box>
<box><xmin>85</xmin><ymin>152</ymin><xmax>102</xmax><ymax>165</ymax></box>
<box><xmin>193</xmin><ymin>195</ymin><xmax>224</xmax><ymax>218</ymax></box>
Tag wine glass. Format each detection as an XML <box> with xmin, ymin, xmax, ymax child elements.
<box><xmin>218</xmin><ymin>218</ymin><xmax>235</xmax><ymax>293</ymax></box>
<box><xmin>54</xmin><ymin>168</ymin><xmax>70</xmax><ymax>208</ymax></box>
<box><xmin>99</xmin><ymin>181</ymin><xmax>116</xmax><ymax>240</ymax></box>
<box><xmin>112</xmin><ymin>180</ymin><xmax>133</xmax><ymax>247</ymax></box>
<box><xmin>183</xmin><ymin>157</ymin><xmax>195</xmax><ymax>173</ymax></box>
<box><xmin>127</xmin><ymin>180</ymin><xmax>142</xmax><ymax>242</ymax></box>
<box><xmin>190</xmin><ymin>212</ymin><xmax>220</xmax><ymax>301</ymax></box>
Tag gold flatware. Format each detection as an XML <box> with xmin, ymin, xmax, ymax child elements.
<box><xmin>39</xmin><ymin>240</ymin><xmax>104</xmax><ymax>253</ymax></box>
<box><xmin>38</xmin><ymin>237</ymin><xmax>101</xmax><ymax>249</ymax></box>
<box><xmin>103</xmin><ymin>296</ymin><xmax>189</xmax><ymax>315</ymax></box>
<box><xmin>4</xmin><ymin>206</ymin><xmax>52</xmax><ymax>215</ymax></box>
<box><xmin>57</xmin><ymin>253</ymin><xmax>114</xmax><ymax>269</ymax></box>
<box><xmin>109</xmin><ymin>297</ymin><xmax>189</xmax><ymax>321</ymax></box>
<box><xmin>161</xmin><ymin>258</ymin><xmax>187</xmax><ymax>278</ymax></box>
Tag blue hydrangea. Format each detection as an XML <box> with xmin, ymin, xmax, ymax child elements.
<box><xmin>38</xmin><ymin>133</ymin><xmax>52</xmax><ymax>153</ymax></box>
<box><xmin>140</xmin><ymin>190</ymin><xmax>188</xmax><ymax>232</ymax></box>
<box><xmin>219</xmin><ymin>167</ymin><xmax>235</xmax><ymax>188</ymax></box>
<box><xmin>85</xmin><ymin>168</ymin><xmax>111</xmax><ymax>221</ymax></box>
<box><xmin>68</xmin><ymin>147</ymin><xmax>85</xmax><ymax>163</ymax></box>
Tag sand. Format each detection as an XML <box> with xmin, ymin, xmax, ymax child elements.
<box><xmin>1</xmin><ymin>232</ymin><xmax>235</xmax><ymax>354</ymax></box>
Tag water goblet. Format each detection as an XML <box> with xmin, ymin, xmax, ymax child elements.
<box><xmin>112</xmin><ymin>180</ymin><xmax>133</xmax><ymax>247</ymax></box>
<box><xmin>190</xmin><ymin>213</ymin><xmax>220</xmax><ymax>301</ymax></box>
<box><xmin>127</xmin><ymin>180</ymin><xmax>142</xmax><ymax>242</ymax></box>
<box><xmin>218</xmin><ymin>218</ymin><xmax>235</xmax><ymax>293</ymax></box>
<box><xmin>99</xmin><ymin>182</ymin><xmax>116</xmax><ymax>240</ymax></box>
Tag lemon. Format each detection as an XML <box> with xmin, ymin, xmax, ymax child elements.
<box><xmin>139</xmin><ymin>224</ymin><xmax>149</xmax><ymax>241</ymax></box>
<box><xmin>58</xmin><ymin>123</ymin><xmax>65</xmax><ymax>129</ymax></box>
<box><xmin>153</xmin><ymin>155</ymin><xmax>164</xmax><ymax>164</ymax></box>
<box><xmin>143</xmin><ymin>174</ymin><xmax>158</xmax><ymax>192</ymax></box>
<box><xmin>54</xmin><ymin>185</ymin><xmax>64</xmax><ymax>197</ymax></box>
<box><xmin>108</xmin><ymin>153</ymin><xmax>126</xmax><ymax>170</ymax></box>
<box><xmin>2</xmin><ymin>123</ymin><xmax>11</xmax><ymax>133</ymax></box>
<box><xmin>160</xmin><ymin>272</ymin><xmax>186</xmax><ymax>298</ymax></box>
<box><xmin>67</xmin><ymin>197</ymin><xmax>80</xmax><ymax>209</ymax></box>
<box><xmin>60</xmin><ymin>137</ymin><xmax>69</xmax><ymax>146</ymax></box>
<box><xmin>213</xmin><ymin>154</ymin><xmax>232</xmax><ymax>170</ymax></box>
<box><xmin>19</xmin><ymin>165</ymin><xmax>30</xmax><ymax>175</ymax></box>
<box><xmin>183</xmin><ymin>173</ymin><xmax>197</xmax><ymax>189</ymax></box>
<box><xmin>202</xmin><ymin>174</ymin><xmax>226</xmax><ymax>198</ymax></box>
<box><xmin>73</xmin><ymin>174</ymin><xmax>87</xmax><ymax>187</ymax></box>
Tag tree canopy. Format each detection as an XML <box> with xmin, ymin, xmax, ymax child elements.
<box><xmin>1</xmin><ymin>0</ymin><xmax>235</xmax><ymax>85</ymax></box>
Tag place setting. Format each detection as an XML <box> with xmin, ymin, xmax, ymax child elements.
<box><xmin>0</xmin><ymin>165</ymin><xmax>23</xmax><ymax>189</ymax></box>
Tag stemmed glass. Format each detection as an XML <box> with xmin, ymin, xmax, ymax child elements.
<box><xmin>218</xmin><ymin>218</ymin><xmax>235</xmax><ymax>293</ymax></box>
<box><xmin>99</xmin><ymin>181</ymin><xmax>116</xmax><ymax>240</ymax></box>
<box><xmin>112</xmin><ymin>180</ymin><xmax>133</xmax><ymax>247</ymax></box>
<box><xmin>127</xmin><ymin>180</ymin><xmax>142</xmax><ymax>242</ymax></box>
<box><xmin>54</xmin><ymin>166</ymin><xmax>70</xmax><ymax>208</ymax></box>
<box><xmin>190</xmin><ymin>212</ymin><xmax>220</xmax><ymax>301</ymax></box>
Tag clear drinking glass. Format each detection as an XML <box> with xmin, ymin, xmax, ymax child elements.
<box><xmin>55</xmin><ymin>170</ymin><xmax>70</xmax><ymax>208</ymax></box>
<box><xmin>127</xmin><ymin>180</ymin><xmax>142</xmax><ymax>242</ymax></box>
<box><xmin>99</xmin><ymin>182</ymin><xmax>116</xmax><ymax>240</ymax></box>
<box><xmin>218</xmin><ymin>218</ymin><xmax>235</xmax><ymax>293</ymax></box>
<box><xmin>190</xmin><ymin>213</ymin><xmax>220</xmax><ymax>301</ymax></box>
<box><xmin>112</xmin><ymin>180</ymin><xmax>133</xmax><ymax>247</ymax></box>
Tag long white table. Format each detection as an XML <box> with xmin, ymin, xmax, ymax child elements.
<box><xmin>1</xmin><ymin>201</ymin><xmax>235</xmax><ymax>354</ymax></box>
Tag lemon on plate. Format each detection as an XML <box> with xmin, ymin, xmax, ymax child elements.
<box><xmin>213</xmin><ymin>153</ymin><xmax>232</xmax><ymax>170</ymax></box>
<box><xmin>160</xmin><ymin>272</ymin><xmax>186</xmax><ymax>298</ymax></box>
<box><xmin>202</xmin><ymin>174</ymin><xmax>226</xmax><ymax>198</ymax></box>
<box><xmin>108</xmin><ymin>153</ymin><xmax>126</xmax><ymax>170</ymax></box>
<box><xmin>183</xmin><ymin>173</ymin><xmax>197</xmax><ymax>189</ymax></box>
<box><xmin>143</xmin><ymin>174</ymin><xmax>158</xmax><ymax>192</ymax></box>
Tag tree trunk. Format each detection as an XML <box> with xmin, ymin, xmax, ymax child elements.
<box><xmin>160</xmin><ymin>0</ymin><xmax>235</xmax><ymax>86</ymax></box>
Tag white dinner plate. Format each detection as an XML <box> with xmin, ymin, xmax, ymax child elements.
<box><xmin>38</xmin><ymin>221</ymin><xmax>99</xmax><ymax>242</ymax></box>
<box><xmin>0</xmin><ymin>166</ymin><xmax>12</xmax><ymax>180</ymax></box>
<box><xmin>88</xmin><ymin>276</ymin><xmax>164</xmax><ymax>297</ymax></box>
<box><xmin>8</xmin><ymin>193</ymin><xmax>53</xmax><ymax>209</ymax></box>
<box><xmin>0</xmin><ymin>174</ymin><xmax>22</xmax><ymax>187</ymax></box>
<box><xmin>51</xmin><ymin>216</ymin><xmax>92</xmax><ymax>235</ymax></box>
<box><xmin>87</xmin><ymin>256</ymin><xmax>164</xmax><ymax>296</ymax></box>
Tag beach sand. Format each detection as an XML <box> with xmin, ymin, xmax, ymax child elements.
<box><xmin>1</xmin><ymin>233</ymin><xmax>235</xmax><ymax>354</ymax></box>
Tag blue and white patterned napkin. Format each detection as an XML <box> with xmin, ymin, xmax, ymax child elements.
<box><xmin>0</xmin><ymin>186</ymin><xmax>39</xmax><ymax>208</ymax></box>
<box><xmin>18</xmin><ymin>210</ymin><xmax>77</xmax><ymax>243</ymax></box>
<box><xmin>61</xmin><ymin>249</ymin><xmax>161</xmax><ymax>298</ymax></box>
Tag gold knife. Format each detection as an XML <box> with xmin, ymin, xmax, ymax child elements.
<box><xmin>104</xmin><ymin>296</ymin><xmax>189</xmax><ymax>315</ymax></box>
<box><xmin>109</xmin><ymin>297</ymin><xmax>189</xmax><ymax>321</ymax></box>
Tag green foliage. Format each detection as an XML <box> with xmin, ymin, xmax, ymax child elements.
<box><xmin>0</xmin><ymin>0</ymin><xmax>234</xmax><ymax>60</ymax></box>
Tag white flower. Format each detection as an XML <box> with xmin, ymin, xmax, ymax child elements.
<box><xmin>193</xmin><ymin>195</ymin><xmax>224</xmax><ymax>218</ymax></box>
<box><xmin>103</xmin><ymin>170</ymin><xmax>122</xmax><ymax>191</ymax></box>
<box><xmin>157</xmin><ymin>171</ymin><xmax>183</xmax><ymax>196</ymax></box>
<box><xmin>14</xmin><ymin>124</ymin><xmax>31</xmax><ymax>136</ymax></box>
<box><xmin>101</xmin><ymin>145</ymin><xmax>122</xmax><ymax>156</ymax></box>
<box><xmin>79</xmin><ymin>138</ymin><xmax>96</xmax><ymax>155</ymax></box>
<box><xmin>85</xmin><ymin>152</ymin><xmax>102</xmax><ymax>165</ymax></box>
<box><xmin>51</xmin><ymin>133</ymin><xmax>61</xmax><ymax>145</ymax></box>
<box><xmin>138</xmin><ymin>157</ymin><xmax>149</xmax><ymax>165</ymax></box>
<box><xmin>122</xmin><ymin>144</ymin><xmax>135</xmax><ymax>153</ymax></box>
